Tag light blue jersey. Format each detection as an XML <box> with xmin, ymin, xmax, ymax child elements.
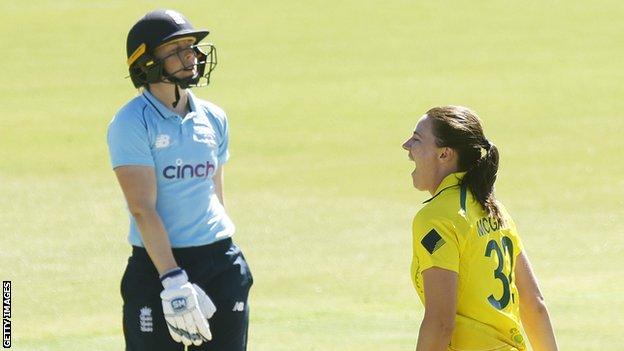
<box><xmin>107</xmin><ymin>89</ymin><xmax>235</xmax><ymax>247</ymax></box>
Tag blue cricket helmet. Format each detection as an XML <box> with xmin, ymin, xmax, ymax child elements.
<box><xmin>126</xmin><ymin>9</ymin><xmax>216</xmax><ymax>88</ymax></box>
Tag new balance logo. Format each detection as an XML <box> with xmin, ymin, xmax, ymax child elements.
<box><xmin>232</xmin><ymin>302</ymin><xmax>245</xmax><ymax>312</ymax></box>
<box><xmin>139</xmin><ymin>306</ymin><xmax>153</xmax><ymax>332</ymax></box>
<box><xmin>155</xmin><ymin>134</ymin><xmax>171</xmax><ymax>148</ymax></box>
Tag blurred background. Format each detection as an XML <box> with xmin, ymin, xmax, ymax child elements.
<box><xmin>1</xmin><ymin>1</ymin><xmax>623</xmax><ymax>350</ymax></box>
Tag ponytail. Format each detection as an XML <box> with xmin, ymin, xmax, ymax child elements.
<box><xmin>461</xmin><ymin>141</ymin><xmax>503</xmax><ymax>223</ymax></box>
<box><xmin>425</xmin><ymin>106</ymin><xmax>504</xmax><ymax>224</ymax></box>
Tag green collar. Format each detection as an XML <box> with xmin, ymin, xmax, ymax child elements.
<box><xmin>423</xmin><ymin>172</ymin><xmax>467</xmax><ymax>204</ymax></box>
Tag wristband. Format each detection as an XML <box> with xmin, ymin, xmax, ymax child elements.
<box><xmin>160</xmin><ymin>267</ymin><xmax>184</xmax><ymax>282</ymax></box>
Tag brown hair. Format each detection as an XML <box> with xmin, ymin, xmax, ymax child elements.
<box><xmin>426</xmin><ymin>106</ymin><xmax>502</xmax><ymax>222</ymax></box>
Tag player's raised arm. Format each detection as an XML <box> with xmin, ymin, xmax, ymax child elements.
<box><xmin>515</xmin><ymin>251</ymin><xmax>559</xmax><ymax>351</ymax></box>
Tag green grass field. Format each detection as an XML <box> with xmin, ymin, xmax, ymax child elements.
<box><xmin>1</xmin><ymin>1</ymin><xmax>623</xmax><ymax>350</ymax></box>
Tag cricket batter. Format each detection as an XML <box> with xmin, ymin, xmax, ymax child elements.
<box><xmin>402</xmin><ymin>106</ymin><xmax>558</xmax><ymax>350</ymax></box>
<box><xmin>107</xmin><ymin>9</ymin><xmax>252</xmax><ymax>351</ymax></box>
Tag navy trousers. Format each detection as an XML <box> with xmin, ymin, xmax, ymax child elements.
<box><xmin>121</xmin><ymin>238</ymin><xmax>253</xmax><ymax>351</ymax></box>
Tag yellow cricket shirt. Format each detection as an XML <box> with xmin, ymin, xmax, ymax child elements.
<box><xmin>411</xmin><ymin>172</ymin><xmax>526</xmax><ymax>350</ymax></box>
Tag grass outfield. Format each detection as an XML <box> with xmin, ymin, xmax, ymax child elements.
<box><xmin>1</xmin><ymin>1</ymin><xmax>623</xmax><ymax>350</ymax></box>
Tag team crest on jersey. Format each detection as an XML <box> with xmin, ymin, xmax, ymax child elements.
<box><xmin>192</xmin><ymin>113</ymin><xmax>210</xmax><ymax>125</ymax></box>
<box><xmin>155</xmin><ymin>134</ymin><xmax>171</xmax><ymax>149</ymax></box>
<box><xmin>192</xmin><ymin>114</ymin><xmax>218</xmax><ymax>147</ymax></box>
<box><xmin>193</xmin><ymin>126</ymin><xmax>217</xmax><ymax>147</ymax></box>
<box><xmin>421</xmin><ymin>229</ymin><xmax>445</xmax><ymax>254</ymax></box>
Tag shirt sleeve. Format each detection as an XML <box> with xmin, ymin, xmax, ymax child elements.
<box><xmin>216</xmin><ymin>114</ymin><xmax>229</xmax><ymax>166</ymax></box>
<box><xmin>106</xmin><ymin>109</ymin><xmax>154</xmax><ymax>169</ymax></box>
<box><xmin>412</xmin><ymin>211</ymin><xmax>460</xmax><ymax>273</ymax></box>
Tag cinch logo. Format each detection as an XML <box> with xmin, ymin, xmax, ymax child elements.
<box><xmin>163</xmin><ymin>160</ymin><xmax>215</xmax><ymax>179</ymax></box>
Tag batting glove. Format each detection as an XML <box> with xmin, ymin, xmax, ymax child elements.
<box><xmin>160</xmin><ymin>268</ymin><xmax>217</xmax><ymax>346</ymax></box>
